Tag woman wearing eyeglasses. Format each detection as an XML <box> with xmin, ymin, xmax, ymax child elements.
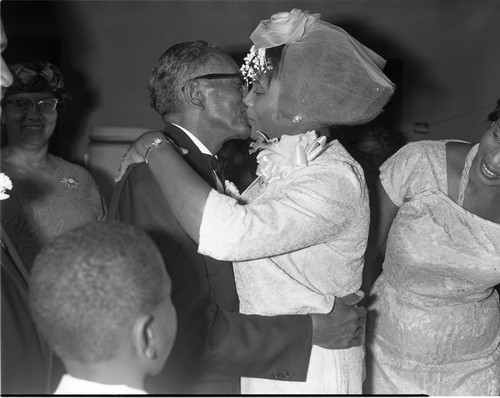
<box><xmin>0</xmin><ymin>61</ymin><xmax>106</xmax><ymax>270</ymax></box>
<box><xmin>363</xmin><ymin>101</ymin><xmax>500</xmax><ymax>395</ymax></box>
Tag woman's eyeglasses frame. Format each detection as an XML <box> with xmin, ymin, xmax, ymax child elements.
<box><xmin>3</xmin><ymin>97</ymin><xmax>59</xmax><ymax>114</ymax></box>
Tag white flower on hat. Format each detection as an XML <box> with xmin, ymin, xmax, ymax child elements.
<box><xmin>250</xmin><ymin>8</ymin><xmax>320</xmax><ymax>49</ymax></box>
<box><xmin>241</xmin><ymin>9</ymin><xmax>320</xmax><ymax>85</ymax></box>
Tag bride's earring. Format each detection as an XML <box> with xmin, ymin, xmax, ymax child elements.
<box><xmin>292</xmin><ymin>115</ymin><xmax>302</xmax><ymax>124</ymax></box>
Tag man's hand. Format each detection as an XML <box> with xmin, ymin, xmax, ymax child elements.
<box><xmin>311</xmin><ymin>291</ymin><xmax>366</xmax><ymax>350</ymax></box>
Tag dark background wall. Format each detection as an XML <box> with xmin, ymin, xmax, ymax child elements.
<box><xmin>2</xmin><ymin>0</ymin><xmax>499</xmax><ymax>165</ymax></box>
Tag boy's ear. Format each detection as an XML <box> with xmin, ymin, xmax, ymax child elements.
<box><xmin>182</xmin><ymin>79</ymin><xmax>205</xmax><ymax>111</ymax></box>
<box><xmin>132</xmin><ymin>314</ymin><xmax>157</xmax><ymax>361</ymax></box>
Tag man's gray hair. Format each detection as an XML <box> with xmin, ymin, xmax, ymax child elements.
<box><xmin>148</xmin><ymin>40</ymin><xmax>219</xmax><ymax>116</ymax></box>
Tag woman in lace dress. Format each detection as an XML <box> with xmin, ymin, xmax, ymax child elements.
<box><xmin>117</xmin><ymin>9</ymin><xmax>394</xmax><ymax>394</ymax></box>
<box><xmin>364</xmin><ymin>101</ymin><xmax>500</xmax><ymax>395</ymax></box>
<box><xmin>1</xmin><ymin>62</ymin><xmax>107</xmax><ymax>269</ymax></box>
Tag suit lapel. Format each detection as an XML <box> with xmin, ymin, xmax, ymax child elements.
<box><xmin>162</xmin><ymin>124</ymin><xmax>218</xmax><ymax>190</ymax></box>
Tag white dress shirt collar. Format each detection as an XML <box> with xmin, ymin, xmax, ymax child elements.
<box><xmin>54</xmin><ymin>374</ymin><xmax>147</xmax><ymax>395</ymax></box>
<box><xmin>171</xmin><ymin>123</ymin><xmax>214</xmax><ymax>156</ymax></box>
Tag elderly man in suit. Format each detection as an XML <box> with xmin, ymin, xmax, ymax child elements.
<box><xmin>110</xmin><ymin>40</ymin><xmax>365</xmax><ymax>394</ymax></box>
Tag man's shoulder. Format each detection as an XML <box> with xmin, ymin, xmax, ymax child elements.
<box><xmin>109</xmin><ymin>162</ymin><xmax>170</xmax><ymax>222</ymax></box>
<box><xmin>122</xmin><ymin>162</ymin><xmax>153</xmax><ymax>182</ymax></box>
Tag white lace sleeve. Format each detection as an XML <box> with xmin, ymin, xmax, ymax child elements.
<box><xmin>379</xmin><ymin>140</ymin><xmax>447</xmax><ymax>206</ymax></box>
<box><xmin>199</xmin><ymin>156</ymin><xmax>368</xmax><ymax>261</ymax></box>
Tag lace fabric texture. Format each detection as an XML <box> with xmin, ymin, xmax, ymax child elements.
<box><xmin>199</xmin><ymin>139</ymin><xmax>369</xmax><ymax>393</ymax></box>
<box><xmin>366</xmin><ymin>141</ymin><xmax>500</xmax><ymax>395</ymax></box>
<box><xmin>1</xmin><ymin>157</ymin><xmax>107</xmax><ymax>269</ymax></box>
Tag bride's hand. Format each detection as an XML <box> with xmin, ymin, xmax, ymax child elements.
<box><xmin>115</xmin><ymin>131</ymin><xmax>188</xmax><ymax>182</ymax></box>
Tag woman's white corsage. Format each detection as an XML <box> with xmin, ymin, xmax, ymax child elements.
<box><xmin>61</xmin><ymin>176</ymin><xmax>80</xmax><ymax>190</ymax></box>
<box><xmin>251</xmin><ymin>130</ymin><xmax>327</xmax><ymax>185</ymax></box>
<box><xmin>241</xmin><ymin>46</ymin><xmax>273</xmax><ymax>85</ymax></box>
<box><xmin>224</xmin><ymin>180</ymin><xmax>241</xmax><ymax>199</ymax></box>
<box><xmin>0</xmin><ymin>172</ymin><xmax>13</xmax><ymax>200</ymax></box>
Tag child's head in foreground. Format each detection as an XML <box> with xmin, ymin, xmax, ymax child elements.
<box><xmin>30</xmin><ymin>221</ymin><xmax>176</xmax><ymax>391</ymax></box>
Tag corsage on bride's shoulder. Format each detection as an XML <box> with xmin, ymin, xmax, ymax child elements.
<box><xmin>249</xmin><ymin>130</ymin><xmax>327</xmax><ymax>185</ymax></box>
<box><xmin>224</xmin><ymin>179</ymin><xmax>241</xmax><ymax>199</ymax></box>
<box><xmin>249</xmin><ymin>131</ymin><xmax>279</xmax><ymax>154</ymax></box>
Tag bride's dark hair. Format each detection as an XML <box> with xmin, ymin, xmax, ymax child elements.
<box><xmin>487</xmin><ymin>99</ymin><xmax>500</xmax><ymax>123</ymax></box>
<box><xmin>259</xmin><ymin>45</ymin><xmax>285</xmax><ymax>88</ymax></box>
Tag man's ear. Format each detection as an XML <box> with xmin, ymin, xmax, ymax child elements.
<box><xmin>182</xmin><ymin>79</ymin><xmax>205</xmax><ymax>111</ymax></box>
<box><xmin>132</xmin><ymin>314</ymin><xmax>157</xmax><ymax>361</ymax></box>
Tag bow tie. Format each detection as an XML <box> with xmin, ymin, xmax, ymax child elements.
<box><xmin>203</xmin><ymin>154</ymin><xmax>225</xmax><ymax>174</ymax></box>
<box><xmin>203</xmin><ymin>154</ymin><xmax>226</xmax><ymax>193</ymax></box>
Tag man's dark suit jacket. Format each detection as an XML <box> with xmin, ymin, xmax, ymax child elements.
<box><xmin>109</xmin><ymin>123</ymin><xmax>312</xmax><ymax>394</ymax></box>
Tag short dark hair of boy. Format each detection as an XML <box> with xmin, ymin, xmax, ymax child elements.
<box><xmin>30</xmin><ymin>221</ymin><xmax>166</xmax><ymax>363</ymax></box>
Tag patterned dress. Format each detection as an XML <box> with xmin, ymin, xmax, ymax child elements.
<box><xmin>366</xmin><ymin>141</ymin><xmax>500</xmax><ymax>395</ymax></box>
<box><xmin>199</xmin><ymin>134</ymin><xmax>369</xmax><ymax>394</ymax></box>
<box><xmin>1</xmin><ymin>156</ymin><xmax>107</xmax><ymax>269</ymax></box>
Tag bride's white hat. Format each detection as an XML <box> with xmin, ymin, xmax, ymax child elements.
<box><xmin>242</xmin><ymin>9</ymin><xmax>395</xmax><ymax>126</ymax></box>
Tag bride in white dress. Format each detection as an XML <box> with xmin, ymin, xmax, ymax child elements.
<box><xmin>117</xmin><ymin>9</ymin><xmax>394</xmax><ymax>394</ymax></box>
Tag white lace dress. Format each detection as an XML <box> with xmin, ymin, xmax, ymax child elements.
<box><xmin>366</xmin><ymin>141</ymin><xmax>500</xmax><ymax>395</ymax></box>
<box><xmin>199</xmin><ymin>133</ymin><xmax>369</xmax><ymax>394</ymax></box>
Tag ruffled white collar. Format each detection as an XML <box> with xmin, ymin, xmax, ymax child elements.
<box><xmin>250</xmin><ymin>130</ymin><xmax>327</xmax><ymax>184</ymax></box>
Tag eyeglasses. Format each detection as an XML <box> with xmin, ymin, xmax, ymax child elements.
<box><xmin>3</xmin><ymin>97</ymin><xmax>59</xmax><ymax>114</ymax></box>
<box><xmin>152</xmin><ymin>292</ymin><xmax>172</xmax><ymax>307</ymax></box>
<box><xmin>191</xmin><ymin>73</ymin><xmax>243</xmax><ymax>82</ymax></box>
<box><xmin>182</xmin><ymin>73</ymin><xmax>247</xmax><ymax>94</ymax></box>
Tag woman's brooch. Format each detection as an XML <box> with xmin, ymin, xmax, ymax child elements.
<box><xmin>61</xmin><ymin>176</ymin><xmax>80</xmax><ymax>190</ymax></box>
